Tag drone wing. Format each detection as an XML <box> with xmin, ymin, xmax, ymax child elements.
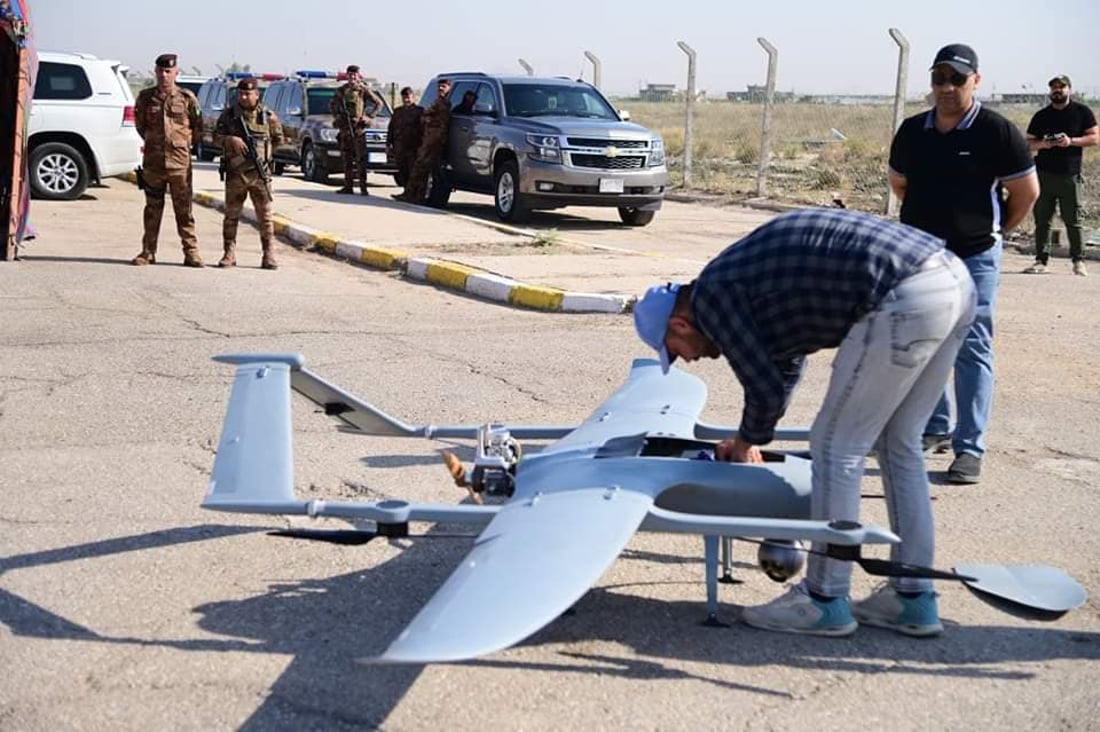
<box><xmin>373</xmin><ymin>483</ymin><xmax>654</xmax><ymax>664</ymax></box>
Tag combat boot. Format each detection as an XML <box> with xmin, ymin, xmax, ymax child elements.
<box><xmin>218</xmin><ymin>243</ymin><xmax>237</xmax><ymax>268</ymax></box>
<box><xmin>359</xmin><ymin>175</ymin><xmax>369</xmax><ymax>196</ymax></box>
<box><xmin>183</xmin><ymin>250</ymin><xmax>204</xmax><ymax>268</ymax></box>
<box><xmin>261</xmin><ymin>241</ymin><xmax>278</xmax><ymax>270</ymax></box>
<box><xmin>131</xmin><ymin>249</ymin><xmax>156</xmax><ymax>266</ymax></box>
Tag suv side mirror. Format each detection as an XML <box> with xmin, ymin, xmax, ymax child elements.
<box><xmin>211</xmin><ymin>102</ymin><xmax>224</xmax><ymax>112</ymax></box>
<box><xmin>618</xmin><ymin>109</ymin><xmax>631</xmax><ymax>121</ymax></box>
<box><xmin>473</xmin><ymin>102</ymin><xmax>497</xmax><ymax>117</ymax></box>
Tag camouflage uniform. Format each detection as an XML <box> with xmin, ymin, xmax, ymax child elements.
<box><xmin>403</xmin><ymin>90</ymin><xmax>452</xmax><ymax>203</ymax></box>
<box><xmin>330</xmin><ymin>82</ymin><xmax>384</xmax><ymax>194</ymax></box>
<box><xmin>132</xmin><ymin>56</ymin><xmax>202</xmax><ymax>266</ymax></box>
<box><xmin>213</xmin><ymin>92</ymin><xmax>284</xmax><ymax>269</ymax></box>
<box><xmin>387</xmin><ymin>100</ymin><xmax>423</xmax><ymax>187</ymax></box>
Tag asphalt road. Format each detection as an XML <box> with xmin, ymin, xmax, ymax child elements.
<box><xmin>2</xmin><ymin>180</ymin><xmax>1098</xmax><ymax>730</ymax></box>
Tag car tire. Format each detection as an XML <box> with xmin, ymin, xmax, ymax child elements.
<box><xmin>196</xmin><ymin>140</ymin><xmax>217</xmax><ymax>162</ymax></box>
<box><xmin>29</xmin><ymin>142</ymin><xmax>89</xmax><ymax>200</ymax></box>
<box><xmin>272</xmin><ymin>161</ymin><xmax>285</xmax><ymax>176</ymax></box>
<box><xmin>618</xmin><ymin>207</ymin><xmax>656</xmax><ymax>227</ymax></box>
<box><xmin>301</xmin><ymin>143</ymin><xmax>328</xmax><ymax>183</ymax></box>
<box><xmin>426</xmin><ymin>167</ymin><xmax>451</xmax><ymax>209</ymax></box>
<box><xmin>493</xmin><ymin>159</ymin><xmax>529</xmax><ymax>223</ymax></box>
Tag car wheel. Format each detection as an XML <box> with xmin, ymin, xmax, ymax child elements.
<box><xmin>493</xmin><ymin>159</ymin><xmax>529</xmax><ymax>223</ymax></box>
<box><xmin>272</xmin><ymin>161</ymin><xmax>285</xmax><ymax>176</ymax></box>
<box><xmin>30</xmin><ymin>142</ymin><xmax>89</xmax><ymax>200</ymax></box>
<box><xmin>426</xmin><ymin>167</ymin><xmax>451</xmax><ymax>209</ymax></box>
<box><xmin>301</xmin><ymin>143</ymin><xmax>327</xmax><ymax>183</ymax></box>
<box><xmin>618</xmin><ymin>207</ymin><xmax>656</xmax><ymax>227</ymax></box>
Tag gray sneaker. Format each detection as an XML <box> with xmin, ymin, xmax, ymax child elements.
<box><xmin>853</xmin><ymin>583</ymin><xmax>943</xmax><ymax>637</ymax></box>
<box><xmin>1023</xmin><ymin>261</ymin><xmax>1048</xmax><ymax>274</ymax></box>
<box><xmin>921</xmin><ymin>433</ymin><xmax>953</xmax><ymax>454</ymax></box>
<box><xmin>1073</xmin><ymin>260</ymin><xmax>1088</xmax><ymax>277</ymax></box>
<box><xmin>947</xmin><ymin>453</ymin><xmax>981</xmax><ymax>484</ymax></box>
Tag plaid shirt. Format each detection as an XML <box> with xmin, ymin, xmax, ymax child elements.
<box><xmin>691</xmin><ymin>208</ymin><xmax>944</xmax><ymax>444</ymax></box>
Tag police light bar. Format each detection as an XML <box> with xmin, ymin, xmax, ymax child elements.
<box><xmin>261</xmin><ymin>73</ymin><xmax>285</xmax><ymax>81</ymax></box>
<box><xmin>224</xmin><ymin>72</ymin><xmax>256</xmax><ymax>80</ymax></box>
<box><xmin>294</xmin><ymin>70</ymin><xmax>336</xmax><ymax>79</ymax></box>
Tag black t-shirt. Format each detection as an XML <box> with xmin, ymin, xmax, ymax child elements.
<box><xmin>1027</xmin><ymin>100</ymin><xmax>1098</xmax><ymax>175</ymax></box>
<box><xmin>889</xmin><ymin>103</ymin><xmax>1033</xmax><ymax>259</ymax></box>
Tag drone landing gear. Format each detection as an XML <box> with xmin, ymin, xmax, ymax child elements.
<box><xmin>701</xmin><ymin>535</ymin><xmax>732</xmax><ymax>627</ymax></box>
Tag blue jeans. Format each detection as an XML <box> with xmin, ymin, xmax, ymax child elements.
<box><xmin>806</xmin><ymin>252</ymin><xmax>976</xmax><ymax>597</ymax></box>
<box><xmin>924</xmin><ymin>241</ymin><xmax>1001</xmax><ymax>458</ymax></box>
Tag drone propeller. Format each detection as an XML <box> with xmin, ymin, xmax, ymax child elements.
<box><xmin>270</xmin><ymin>528</ymin><xmax>378</xmax><ymax>545</ymax></box>
<box><xmin>822</xmin><ymin>543</ymin><xmax>1087</xmax><ymax>620</ymax></box>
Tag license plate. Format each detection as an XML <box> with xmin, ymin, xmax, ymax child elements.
<box><xmin>599</xmin><ymin>178</ymin><xmax>624</xmax><ymax>194</ymax></box>
<box><xmin>367</xmin><ymin>152</ymin><xmax>387</xmax><ymax>164</ymax></box>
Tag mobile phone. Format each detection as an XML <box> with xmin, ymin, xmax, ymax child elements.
<box><xmin>1044</xmin><ymin>133</ymin><xmax>1066</xmax><ymax>141</ymax></box>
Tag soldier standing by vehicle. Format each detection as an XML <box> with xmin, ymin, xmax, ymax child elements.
<box><xmin>395</xmin><ymin>78</ymin><xmax>451</xmax><ymax>203</ymax></box>
<box><xmin>131</xmin><ymin>53</ymin><xmax>203</xmax><ymax>266</ymax></box>
<box><xmin>213</xmin><ymin>78</ymin><xmax>284</xmax><ymax>269</ymax></box>
<box><xmin>331</xmin><ymin>65</ymin><xmax>385</xmax><ymax>195</ymax></box>
<box><xmin>386</xmin><ymin>86</ymin><xmax>423</xmax><ymax>189</ymax></box>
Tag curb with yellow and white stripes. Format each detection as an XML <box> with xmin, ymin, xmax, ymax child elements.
<box><xmin>129</xmin><ymin>174</ymin><xmax>633</xmax><ymax>314</ymax></box>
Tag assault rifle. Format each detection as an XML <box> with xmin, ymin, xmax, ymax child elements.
<box><xmin>236</xmin><ymin>111</ymin><xmax>272</xmax><ymax>200</ymax></box>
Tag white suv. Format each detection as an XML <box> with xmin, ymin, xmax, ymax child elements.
<box><xmin>28</xmin><ymin>51</ymin><xmax>142</xmax><ymax>199</ymax></box>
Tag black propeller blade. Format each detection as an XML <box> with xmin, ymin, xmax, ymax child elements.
<box><xmin>269</xmin><ymin>528</ymin><xmax>378</xmax><ymax>546</ymax></box>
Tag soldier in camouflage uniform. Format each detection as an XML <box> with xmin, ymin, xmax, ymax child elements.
<box><xmin>386</xmin><ymin>86</ymin><xmax>423</xmax><ymax>189</ymax></box>
<box><xmin>395</xmin><ymin>78</ymin><xmax>452</xmax><ymax>203</ymax></box>
<box><xmin>213</xmin><ymin>78</ymin><xmax>284</xmax><ymax>270</ymax></box>
<box><xmin>330</xmin><ymin>64</ymin><xmax>385</xmax><ymax>195</ymax></box>
<box><xmin>132</xmin><ymin>53</ymin><xmax>203</xmax><ymax>266</ymax></box>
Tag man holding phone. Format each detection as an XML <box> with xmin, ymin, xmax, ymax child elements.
<box><xmin>1024</xmin><ymin>75</ymin><xmax>1099</xmax><ymax>276</ymax></box>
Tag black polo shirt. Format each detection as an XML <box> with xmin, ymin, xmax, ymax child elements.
<box><xmin>889</xmin><ymin>102</ymin><xmax>1034</xmax><ymax>259</ymax></box>
<box><xmin>1027</xmin><ymin>100</ymin><xmax>1098</xmax><ymax>175</ymax></box>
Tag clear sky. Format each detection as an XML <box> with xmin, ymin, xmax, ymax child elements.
<box><xmin>31</xmin><ymin>0</ymin><xmax>1099</xmax><ymax>98</ymax></box>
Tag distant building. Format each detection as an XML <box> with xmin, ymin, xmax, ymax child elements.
<box><xmin>726</xmin><ymin>85</ymin><xmax>795</xmax><ymax>103</ymax></box>
<box><xmin>639</xmin><ymin>83</ymin><xmax>677</xmax><ymax>102</ymax></box>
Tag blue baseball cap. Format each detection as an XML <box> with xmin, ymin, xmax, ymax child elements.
<box><xmin>633</xmin><ymin>283</ymin><xmax>681</xmax><ymax>374</ymax></box>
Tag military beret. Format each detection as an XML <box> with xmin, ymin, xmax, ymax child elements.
<box><xmin>155</xmin><ymin>54</ymin><xmax>178</xmax><ymax>69</ymax></box>
<box><xmin>237</xmin><ymin>78</ymin><xmax>259</xmax><ymax>91</ymax></box>
<box><xmin>346</xmin><ymin>64</ymin><xmax>360</xmax><ymax>74</ymax></box>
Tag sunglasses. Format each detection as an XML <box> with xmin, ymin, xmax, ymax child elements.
<box><xmin>931</xmin><ymin>70</ymin><xmax>971</xmax><ymax>87</ymax></box>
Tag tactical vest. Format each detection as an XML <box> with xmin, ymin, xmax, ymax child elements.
<box><xmin>236</xmin><ymin>106</ymin><xmax>272</xmax><ymax>161</ymax></box>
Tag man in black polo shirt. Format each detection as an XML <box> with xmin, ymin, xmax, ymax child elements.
<box><xmin>1023</xmin><ymin>75</ymin><xmax>1099</xmax><ymax>276</ymax></box>
<box><xmin>888</xmin><ymin>43</ymin><xmax>1038</xmax><ymax>484</ymax></box>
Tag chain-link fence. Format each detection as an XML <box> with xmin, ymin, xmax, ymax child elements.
<box><xmin>612</xmin><ymin>37</ymin><xmax>1099</xmax><ymax>238</ymax></box>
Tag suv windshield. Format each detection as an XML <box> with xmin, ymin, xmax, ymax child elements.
<box><xmin>502</xmin><ymin>83</ymin><xmax>617</xmax><ymax>119</ymax></box>
<box><xmin>305</xmin><ymin>87</ymin><xmax>392</xmax><ymax>117</ymax></box>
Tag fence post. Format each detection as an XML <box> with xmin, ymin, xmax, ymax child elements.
<box><xmin>756</xmin><ymin>37</ymin><xmax>778</xmax><ymax>198</ymax></box>
<box><xmin>677</xmin><ymin>41</ymin><xmax>696</xmax><ymax>188</ymax></box>
<box><xmin>886</xmin><ymin>28</ymin><xmax>910</xmax><ymax>216</ymax></box>
<box><xmin>518</xmin><ymin>58</ymin><xmax>534</xmax><ymax>76</ymax></box>
<box><xmin>584</xmin><ymin>51</ymin><xmax>601</xmax><ymax>89</ymax></box>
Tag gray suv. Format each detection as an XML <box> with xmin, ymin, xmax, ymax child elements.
<box><xmin>422</xmin><ymin>73</ymin><xmax>668</xmax><ymax>226</ymax></box>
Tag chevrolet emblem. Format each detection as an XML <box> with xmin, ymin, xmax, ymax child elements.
<box><xmin>605</xmin><ymin>146</ymin><xmax>619</xmax><ymax>158</ymax></box>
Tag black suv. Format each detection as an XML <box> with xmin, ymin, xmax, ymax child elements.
<box><xmin>421</xmin><ymin>72</ymin><xmax>668</xmax><ymax>225</ymax></box>
<box><xmin>194</xmin><ymin>73</ymin><xmax>278</xmax><ymax>161</ymax></box>
<box><xmin>262</xmin><ymin>72</ymin><xmax>394</xmax><ymax>182</ymax></box>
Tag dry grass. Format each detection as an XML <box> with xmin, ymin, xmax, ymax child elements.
<box><xmin>620</xmin><ymin>100</ymin><xmax>1100</xmax><ymax>232</ymax></box>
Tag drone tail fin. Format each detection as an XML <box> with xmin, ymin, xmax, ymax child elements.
<box><xmin>203</xmin><ymin>355</ymin><xmax>305</xmax><ymax>514</ymax></box>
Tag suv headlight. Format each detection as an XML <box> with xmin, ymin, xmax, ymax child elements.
<box><xmin>319</xmin><ymin>128</ymin><xmax>340</xmax><ymax>144</ymax></box>
<box><xmin>363</xmin><ymin>130</ymin><xmax>387</xmax><ymax>144</ymax></box>
<box><xmin>649</xmin><ymin>136</ymin><xmax>666</xmax><ymax>167</ymax></box>
<box><xmin>525</xmin><ymin>134</ymin><xmax>561</xmax><ymax>164</ymax></box>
